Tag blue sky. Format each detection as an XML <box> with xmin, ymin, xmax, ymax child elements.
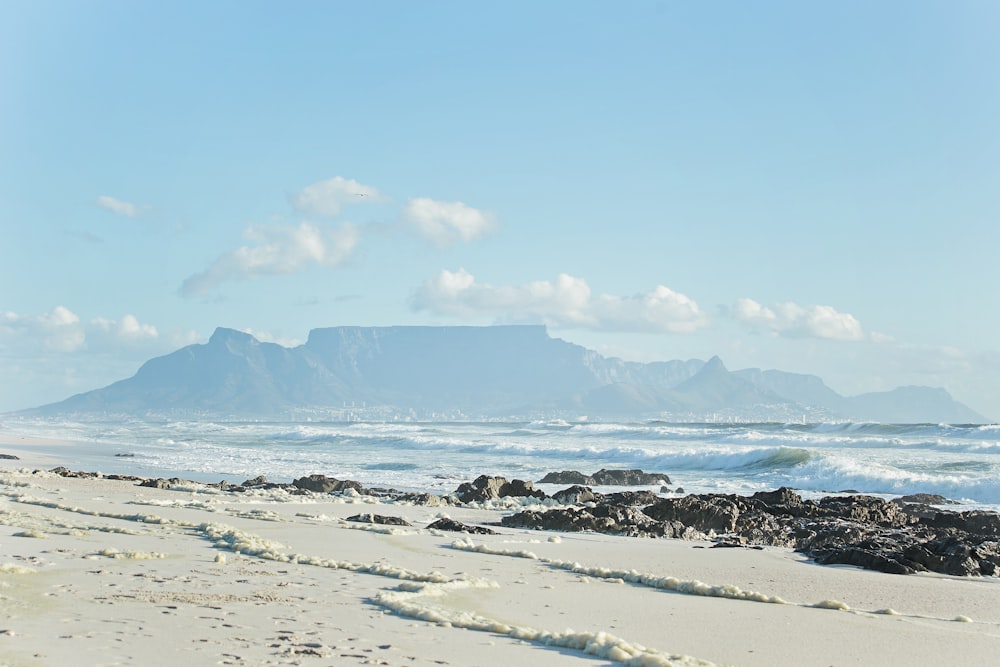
<box><xmin>2</xmin><ymin>1</ymin><xmax>998</xmax><ymax>418</ymax></box>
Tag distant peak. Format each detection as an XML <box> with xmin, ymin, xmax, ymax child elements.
<box><xmin>704</xmin><ymin>355</ymin><xmax>728</xmax><ymax>371</ymax></box>
<box><xmin>208</xmin><ymin>327</ymin><xmax>259</xmax><ymax>346</ymax></box>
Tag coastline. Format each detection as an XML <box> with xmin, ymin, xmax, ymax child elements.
<box><xmin>2</xmin><ymin>460</ymin><xmax>1000</xmax><ymax>666</ymax></box>
<box><xmin>0</xmin><ymin>434</ymin><xmax>74</xmax><ymax>470</ymax></box>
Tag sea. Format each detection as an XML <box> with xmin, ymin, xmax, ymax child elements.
<box><xmin>4</xmin><ymin>418</ymin><xmax>1000</xmax><ymax>512</ymax></box>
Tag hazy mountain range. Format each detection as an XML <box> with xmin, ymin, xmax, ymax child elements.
<box><xmin>23</xmin><ymin>325</ymin><xmax>986</xmax><ymax>423</ymax></box>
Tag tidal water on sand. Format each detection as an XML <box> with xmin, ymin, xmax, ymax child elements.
<box><xmin>5</xmin><ymin>418</ymin><xmax>1000</xmax><ymax>510</ymax></box>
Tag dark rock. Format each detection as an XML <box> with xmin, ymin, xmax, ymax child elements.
<box><xmin>812</xmin><ymin>544</ymin><xmax>916</xmax><ymax>575</ymax></box>
<box><xmin>455</xmin><ymin>475</ymin><xmax>506</xmax><ymax>502</ymax></box>
<box><xmin>396</xmin><ymin>492</ymin><xmax>456</xmax><ymax>507</ymax></box>
<box><xmin>751</xmin><ymin>487</ymin><xmax>803</xmax><ymax>510</ymax></box>
<box><xmin>292</xmin><ymin>474</ymin><xmax>364</xmax><ymax>494</ymax></box>
<box><xmin>592</xmin><ymin>469</ymin><xmax>670</xmax><ymax>486</ymax></box>
<box><xmin>504</xmin><ymin>478</ymin><xmax>546</xmax><ymax>498</ymax></box>
<box><xmin>814</xmin><ymin>495</ymin><xmax>914</xmax><ymax>529</ymax></box>
<box><xmin>346</xmin><ymin>513</ymin><xmax>412</xmax><ymax>526</ymax></box>
<box><xmin>242</xmin><ymin>475</ymin><xmax>268</xmax><ymax>487</ymax></box>
<box><xmin>537</xmin><ymin>470</ymin><xmax>592</xmax><ymax>485</ymax></box>
<box><xmin>426</xmin><ymin>518</ymin><xmax>498</xmax><ymax>535</ymax></box>
<box><xmin>455</xmin><ymin>475</ymin><xmax>547</xmax><ymax>503</ymax></box>
<box><xmin>897</xmin><ymin>493</ymin><xmax>955</xmax><ymax>505</ymax></box>
<box><xmin>502</xmin><ymin>505</ymin><xmax>688</xmax><ymax>538</ymax></box>
<box><xmin>103</xmin><ymin>473</ymin><xmax>144</xmax><ymax>482</ymax></box>
<box><xmin>923</xmin><ymin>510</ymin><xmax>1000</xmax><ymax>538</ymax></box>
<box><xmin>537</xmin><ymin>469</ymin><xmax>670</xmax><ymax>486</ymax></box>
<box><xmin>551</xmin><ymin>485</ymin><xmax>600</xmax><ymax>504</ymax></box>
<box><xmin>499</xmin><ymin>479</ymin><xmax>1000</xmax><ymax>577</ymax></box>
<box><xmin>643</xmin><ymin>495</ymin><xmax>742</xmax><ymax>533</ymax></box>
<box><xmin>601</xmin><ymin>490</ymin><xmax>661</xmax><ymax>507</ymax></box>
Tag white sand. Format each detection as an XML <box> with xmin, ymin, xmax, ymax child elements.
<box><xmin>0</xmin><ymin>435</ymin><xmax>72</xmax><ymax>470</ymax></box>
<box><xmin>2</xmin><ymin>462</ymin><xmax>999</xmax><ymax>666</ymax></box>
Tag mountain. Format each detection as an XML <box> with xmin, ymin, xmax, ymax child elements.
<box><xmin>734</xmin><ymin>368</ymin><xmax>986</xmax><ymax>424</ymax></box>
<box><xmin>673</xmin><ymin>357</ymin><xmax>786</xmax><ymax>411</ymax></box>
<box><xmin>24</xmin><ymin>325</ymin><xmax>988</xmax><ymax>423</ymax></box>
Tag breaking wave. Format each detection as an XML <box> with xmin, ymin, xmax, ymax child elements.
<box><xmin>5</xmin><ymin>417</ymin><xmax>999</xmax><ymax>508</ymax></box>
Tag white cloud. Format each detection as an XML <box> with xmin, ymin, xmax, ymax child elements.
<box><xmin>402</xmin><ymin>198</ymin><xmax>496</xmax><ymax>246</ymax></box>
<box><xmin>0</xmin><ymin>307</ymin><xmax>161</xmax><ymax>355</ymax></box>
<box><xmin>179</xmin><ymin>222</ymin><xmax>360</xmax><ymax>297</ymax></box>
<box><xmin>412</xmin><ymin>269</ymin><xmax>708</xmax><ymax>333</ymax></box>
<box><xmin>733</xmin><ymin>298</ymin><xmax>866</xmax><ymax>341</ymax></box>
<box><xmin>0</xmin><ymin>306</ymin><xmax>85</xmax><ymax>353</ymax></box>
<box><xmin>38</xmin><ymin>305</ymin><xmax>85</xmax><ymax>352</ymax></box>
<box><xmin>238</xmin><ymin>328</ymin><xmax>303</xmax><ymax>348</ymax></box>
<box><xmin>89</xmin><ymin>314</ymin><xmax>159</xmax><ymax>350</ymax></box>
<box><xmin>290</xmin><ymin>176</ymin><xmax>380</xmax><ymax>218</ymax></box>
<box><xmin>96</xmin><ymin>195</ymin><xmax>142</xmax><ymax>218</ymax></box>
<box><xmin>0</xmin><ymin>309</ymin><xmax>194</xmax><ymax>411</ymax></box>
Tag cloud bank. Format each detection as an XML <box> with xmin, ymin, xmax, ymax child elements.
<box><xmin>290</xmin><ymin>177</ymin><xmax>380</xmax><ymax>218</ymax></box>
<box><xmin>402</xmin><ymin>198</ymin><xmax>496</xmax><ymax>246</ymax></box>
<box><xmin>412</xmin><ymin>269</ymin><xmax>708</xmax><ymax>333</ymax></box>
<box><xmin>0</xmin><ymin>307</ymin><xmax>164</xmax><ymax>354</ymax></box>
<box><xmin>733</xmin><ymin>298</ymin><xmax>866</xmax><ymax>341</ymax></box>
<box><xmin>179</xmin><ymin>222</ymin><xmax>360</xmax><ymax>297</ymax></box>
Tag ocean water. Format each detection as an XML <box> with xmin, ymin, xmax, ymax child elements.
<box><xmin>4</xmin><ymin>418</ymin><xmax>1000</xmax><ymax>511</ymax></box>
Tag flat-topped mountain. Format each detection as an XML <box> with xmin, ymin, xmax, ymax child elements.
<box><xmin>25</xmin><ymin>325</ymin><xmax>986</xmax><ymax>423</ymax></box>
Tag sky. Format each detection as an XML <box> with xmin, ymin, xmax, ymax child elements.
<box><xmin>1</xmin><ymin>1</ymin><xmax>998</xmax><ymax>419</ymax></box>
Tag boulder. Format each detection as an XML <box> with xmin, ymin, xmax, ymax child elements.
<box><xmin>592</xmin><ymin>469</ymin><xmax>670</xmax><ymax>486</ymax></box>
<box><xmin>643</xmin><ymin>495</ymin><xmax>742</xmax><ymax>533</ymax></box>
<box><xmin>537</xmin><ymin>470</ymin><xmax>592</xmax><ymax>485</ymax></box>
<box><xmin>292</xmin><ymin>474</ymin><xmax>364</xmax><ymax>494</ymax></box>
<box><xmin>346</xmin><ymin>513</ymin><xmax>412</xmax><ymax>526</ymax></box>
<box><xmin>426</xmin><ymin>518</ymin><xmax>498</xmax><ymax>535</ymax></box>
<box><xmin>537</xmin><ymin>469</ymin><xmax>670</xmax><ymax>486</ymax></box>
<box><xmin>897</xmin><ymin>493</ymin><xmax>955</xmax><ymax>505</ymax></box>
<box><xmin>601</xmin><ymin>490</ymin><xmax>661</xmax><ymax>507</ymax></box>
<box><xmin>551</xmin><ymin>485</ymin><xmax>600</xmax><ymax>504</ymax></box>
<box><xmin>502</xmin><ymin>505</ymin><xmax>691</xmax><ymax>539</ymax></box>
<box><xmin>923</xmin><ymin>510</ymin><xmax>1000</xmax><ymax>539</ymax></box>
<box><xmin>455</xmin><ymin>475</ymin><xmax>546</xmax><ymax>503</ymax></box>
<box><xmin>500</xmin><ymin>481</ymin><xmax>1000</xmax><ymax>577</ymax></box>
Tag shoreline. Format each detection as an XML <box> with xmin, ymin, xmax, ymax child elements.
<box><xmin>0</xmin><ymin>435</ymin><xmax>70</xmax><ymax>470</ymax></box>
<box><xmin>3</xmin><ymin>464</ymin><xmax>1000</xmax><ymax>666</ymax></box>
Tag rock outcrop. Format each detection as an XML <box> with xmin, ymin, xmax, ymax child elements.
<box><xmin>537</xmin><ymin>469</ymin><xmax>670</xmax><ymax>486</ymax></box>
<box><xmin>454</xmin><ymin>475</ymin><xmax>546</xmax><ymax>503</ymax></box>
<box><xmin>45</xmin><ymin>466</ymin><xmax>1000</xmax><ymax>577</ymax></box>
<box><xmin>292</xmin><ymin>474</ymin><xmax>365</xmax><ymax>494</ymax></box>
<box><xmin>503</xmin><ymin>487</ymin><xmax>1000</xmax><ymax>577</ymax></box>
<box><xmin>346</xmin><ymin>513</ymin><xmax>412</xmax><ymax>526</ymax></box>
<box><xmin>426</xmin><ymin>518</ymin><xmax>498</xmax><ymax>535</ymax></box>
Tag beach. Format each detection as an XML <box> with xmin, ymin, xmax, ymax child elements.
<box><xmin>3</xmin><ymin>436</ymin><xmax>1000</xmax><ymax>667</ymax></box>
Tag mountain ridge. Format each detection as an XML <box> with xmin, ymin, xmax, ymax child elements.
<box><xmin>22</xmin><ymin>325</ymin><xmax>988</xmax><ymax>423</ymax></box>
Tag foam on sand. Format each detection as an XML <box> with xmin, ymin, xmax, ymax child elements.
<box><xmin>1</xmin><ymin>466</ymin><xmax>998</xmax><ymax>667</ymax></box>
